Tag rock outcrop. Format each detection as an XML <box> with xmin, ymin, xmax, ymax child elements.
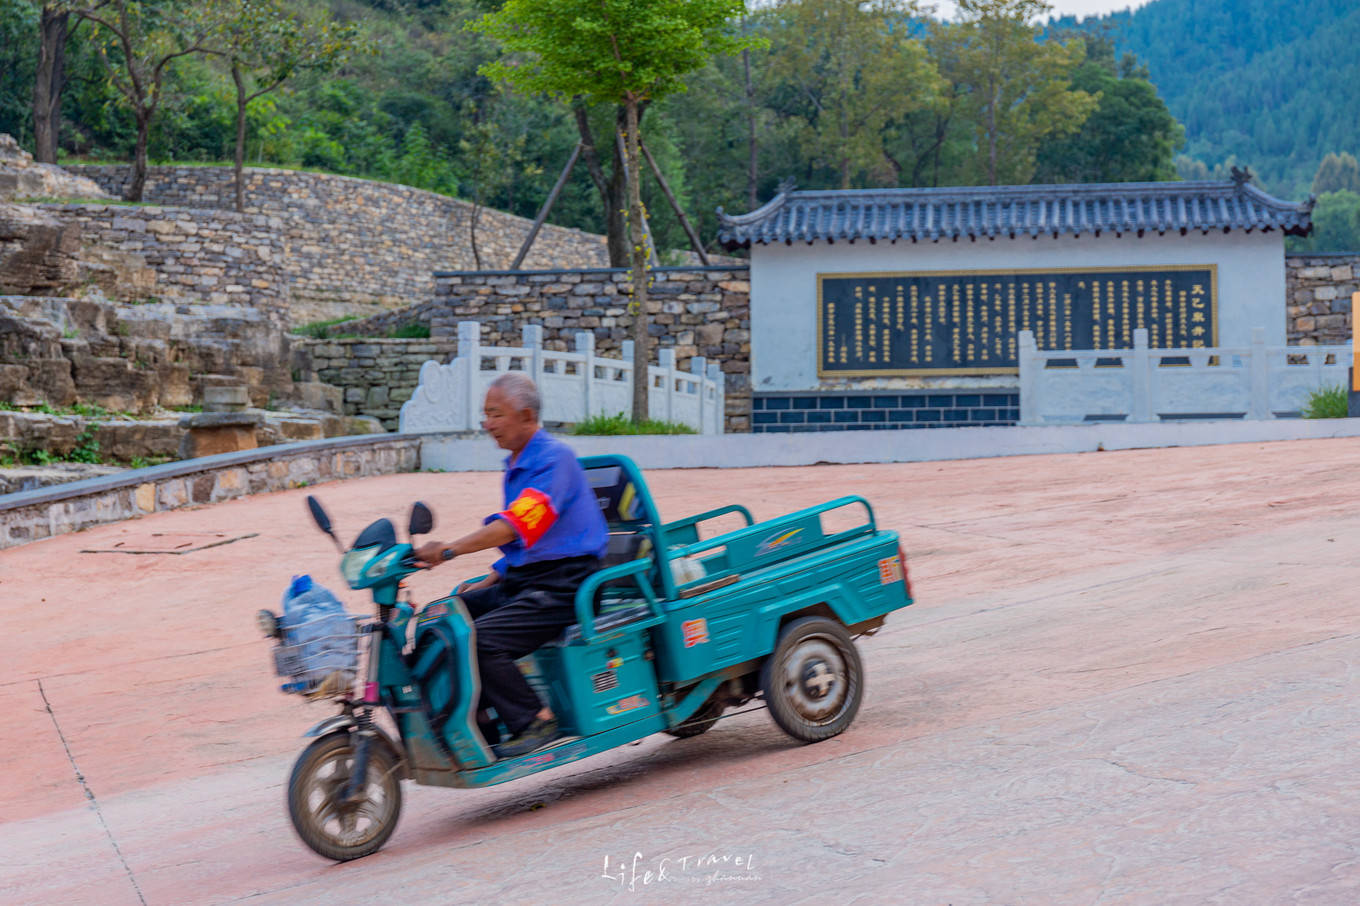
<box><xmin>0</xmin><ymin>203</ymin><xmax>82</xmax><ymax>295</ymax></box>
<box><xmin>0</xmin><ymin>133</ymin><xmax>108</xmax><ymax>201</ymax></box>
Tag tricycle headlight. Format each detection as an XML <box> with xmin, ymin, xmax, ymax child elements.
<box><xmin>341</xmin><ymin>545</ymin><xmax>379</xmax><ymax>586</ymax></box>
<box><xmin>364</xmin><ymin>548</ymin><xmax>403</xmax><ymax>581</ymax></box>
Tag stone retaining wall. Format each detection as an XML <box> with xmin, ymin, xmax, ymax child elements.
<box><xmin>69</xmin><ymin>166</ymin><xmax>609</xmax><ymax>322</ymax></box>
<box><xmin>0</xmin><ymin>434</ymin><xmax>420</xmax><ymax>548</ymax></box>
<box><xmin>1286</xmin><ymin>254</ymin><xmax>1356</xmax><ymax>346</ymax></box>
<box><xmin>314</xmin><ymin>266</ymin><xmax>753</xmax><ymax>431</ymax></box>
<box><xmin>296</xmin><ymin>338</ymin><xmax>459</xmax><ymax>430</ymax></box>
<box><xmin>35</xmin><ymin>202</ymin><xmax>289</xmax><ymax>315</ymax></box>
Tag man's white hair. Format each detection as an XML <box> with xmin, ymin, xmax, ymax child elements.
<box><xmin>489</xmin><ymin>371</ymin><xmax>541</xmax><ymax>418</ymax></box>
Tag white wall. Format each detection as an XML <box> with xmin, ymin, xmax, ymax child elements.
<box><xmin>749</xmin><ymin>230</ymin><xmax>1287</xmax><ymax>392</ymax></box>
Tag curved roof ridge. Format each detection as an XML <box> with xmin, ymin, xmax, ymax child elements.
<box><xmin>716</xmin><ymin>179</ymin><xmax>1313</xmax><ymax>249</ymax></box>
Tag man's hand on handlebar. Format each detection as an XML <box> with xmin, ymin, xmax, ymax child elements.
<box><xmin>412</xmin><ymin>521</ymin><xmax>517</xmax><ymax>570</ymax></box>
<box><xmin>412</xmin><ymin>541</ymin><xmax>455</xmax><ymax>568</ymax></box>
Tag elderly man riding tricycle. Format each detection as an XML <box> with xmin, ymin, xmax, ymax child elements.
<box><xmin>257</xmin><ymin>375</ymin><xmax>913</xmax><ymax>861</ymax></box>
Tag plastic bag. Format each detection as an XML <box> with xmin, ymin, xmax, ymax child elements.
<box><xmin>279</xmin><ymin>575</ymin><xmax>357</xmax><ymax>688</ymax></box>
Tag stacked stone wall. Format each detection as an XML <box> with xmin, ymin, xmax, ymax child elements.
<box><xmin>35</xmin><ymin>202</ymin><xmax>289</xmax><ymax>315</ymax></box>
<box><xmin>1285</xmin><ymin>254</ymin><xmax>1356</xmax><ymax>346</ymax></box>
<box><xmin>69</xmin><ymin>166</ymin><xmax>609</xmax><ymax>322</ymax></box>
<box><xmin>297</xmin><ymin>338</ymin><xmax>459</xmax><ymax>430</ymax></box>
<box><xmin>299</xmin><ymin>266</ymin><xmax>752</xmax><ymax>431</ymax></box>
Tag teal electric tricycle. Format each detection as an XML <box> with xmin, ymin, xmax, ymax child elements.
<box><xmin>258</xmin><ymin>455</ymin><xmax>913</xmax><ymax>861</ymax></box>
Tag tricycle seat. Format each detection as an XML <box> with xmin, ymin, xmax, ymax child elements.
<box><xmin>550</xmin><ymin>601</ymin><xmax>655</xmax><ymax>646</ymax></box>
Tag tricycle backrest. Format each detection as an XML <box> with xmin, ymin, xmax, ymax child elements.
<box><xmin>580</xmin><ymin>455</ymin><xmax>661</xmax><ymax>530</ymax></box>
<box><xmin>579</xmin><ymin>454</ymin><xmax>673</xmax><ymax>600</ymax></box>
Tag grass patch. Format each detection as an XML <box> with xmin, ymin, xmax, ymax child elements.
<box><xmin>291</xmin><ymin>316</ymin><xmax>358</xmax><ymax>339</ymax></box>
<box><xmin>571</xmin><ymin>412</ymin><xmax>698</xmax><ymax>436</ymax></box>
<box><xmin>0</xmin><ymin>401</ymin><xmax>136</xmax><ymax>419</ymax></box>
<box><xmin>1302</xmin><ymin>384</ymin><xmax>1349</xmax><ymax>418</ymax></box>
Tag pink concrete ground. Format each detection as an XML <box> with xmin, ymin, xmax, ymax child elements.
<box><xmin>2</xmin><ymin>438</ymin><xmax>1359</xmax><ymax>905</ymax></box>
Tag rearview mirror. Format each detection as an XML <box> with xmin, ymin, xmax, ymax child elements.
<box><xmin>306</xmin><ymin>495</ymin><xmax>334</xmax><ymax>537</ymax></box>
<box><xmin>409</xmin><ymin>501</ymin><xmax>434</xmax><ymax>536</ymax></box>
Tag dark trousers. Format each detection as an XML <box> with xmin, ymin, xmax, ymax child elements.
<box><xmin>459</xmin><ymin>555</ymin><xmax>600</xmax><ymax>736</ymax></box>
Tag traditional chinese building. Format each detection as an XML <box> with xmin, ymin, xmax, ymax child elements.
<box><xmin>717</xmin><ymin>175</ymin><xmax>1313</xmax><ymax>432</ymax></box>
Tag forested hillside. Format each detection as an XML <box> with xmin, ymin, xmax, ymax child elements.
<box><xmin>0</xmin><ymin>0</ymin><xmax>1290</xmax><ymax>256</ymax></box>
<box><xmin>1056</xmin><ymin>0</ymin><xmax>1360</xmax><ymax>201</ymax></box>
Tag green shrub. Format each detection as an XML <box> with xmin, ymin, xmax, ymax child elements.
<box><xmin>69</xmin><ymin>402</ymin><xmax>109</xmax><ymax>418</ymax></box>
<box><xmin>69</xmin><ymin>429</ymin><xmax>102</xmax><ymax>463</ymax></box>
<box><xmin>388</xmin><ymin>322</ymin><xmax>431</xmax><ymax>339</ymax></box>
<box><xmin>1302</xmin><ymin>384</ymin><xmax>1349</xmax><ymax>419</ymax></box>
<box><xmin>571</xmin><ymin>412</ymin><xmax>698</xmax><ymax>435</ymax></box>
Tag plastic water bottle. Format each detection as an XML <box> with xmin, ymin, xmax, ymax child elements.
<box><xmin>280</xmin><ymin>574</ymin><xmax>355</xmax><ymax>688</ymax></box>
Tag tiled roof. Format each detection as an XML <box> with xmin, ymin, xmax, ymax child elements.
<box><xmin>715</xmin><ymin>179</ymin><xmax>1315</xmax><ymax>248</ymax></box>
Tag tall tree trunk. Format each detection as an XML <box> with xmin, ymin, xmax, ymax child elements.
<box><xmin>986</xmin><ymin>87</ymin><xmax>998</xmax><ymax>186</ymax></box>
<box><xmin>744</xmin><ymin>47</ymin><xmax>757</xmax><ymax>210</ymax></box>
<box><xmin>623</xmin><ymin>99</ymin><xmax>650</xmax><ymax>424</ymax></box>
<box><xmin>32</xmin><ymin>7</ymin><xmax>69</xmax><ymax>163</ymax></box>
<box><xmin>127</xmin><ymin>110</ymin><xmax>150</xmax><ymax>201</ymax></box>
<box><xmin>470</xmin><ymin>203</ymin><xmax>484</xmax><ymax>269</ymax></box>
<box><xmin>573</xmin><ymin>103</ymin><xmax>633</xmax><ymax>267</ymax></box>
<box><xmin>231</xmin><ymin>63</ymin><xmax>247</xmax><ymax>213</ymax></box>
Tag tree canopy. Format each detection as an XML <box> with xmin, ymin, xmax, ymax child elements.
<box><xmin>0</xmin><ymin>0</ymin><xmax>1196</xmax><ymax>250</ymax></box>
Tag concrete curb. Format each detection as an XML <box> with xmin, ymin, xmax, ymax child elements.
<box><xmin>0</xmin><ymin>434</ymin><xmax>423</xmax><ymax>548</ymax></box>
<box><xmin>6</xmin><ymin>419</ymin><xmax>1360</xmax><ymax>547</ymax></box>
<box><xmin>419</xmin><ymin>417</ymin><xmax>1360</xmax><ymax>472</ymax></box>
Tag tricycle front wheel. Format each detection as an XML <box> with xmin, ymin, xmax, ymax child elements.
<box><xmin>760</xmin><ymin>616</ymin><xmax>863</xmax><ymax>743</ymax></box>
<box><xmin>665</xmin><ymin>694</ymin><xmax>726</xmax><ymax>739</ymax></box>
<box><xmin>287</xmin><ymin>732</ymin><xmax>403</xmax><ymax>862</ymax></box>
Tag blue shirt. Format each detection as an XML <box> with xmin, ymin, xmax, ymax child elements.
<box><xmin>484</xmin><ymin>430</ymin><xmax>608</xmax><ymax>574</ymax></box>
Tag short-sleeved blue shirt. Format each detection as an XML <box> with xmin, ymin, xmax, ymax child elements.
<box><xmin>484</xmin><ymin>430</ymin><xmax>608</xmax><ymax>574</ymax></box>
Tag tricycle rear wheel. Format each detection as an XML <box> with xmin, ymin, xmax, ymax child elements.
<box><xmin>760</xmin><ymin>616</ymin><xmax>862</xmax><ymax>743</ymax></box>
<box><xmin>287</xmin><ymin>732</ymin><xmax>403</xmax><ymax>862</ymax></box>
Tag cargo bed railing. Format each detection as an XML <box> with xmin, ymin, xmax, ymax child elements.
<box><xmin>665</xmin><ymin>495</ymin><xmax>878</xmax><ymax>594</ymax></box>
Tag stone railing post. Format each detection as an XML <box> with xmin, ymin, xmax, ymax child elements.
<box><xmin>691</xmin><ymin>355</ymin><xmax>707</xmax><ymax>434</ymax></box>
<box><xmin>457</xmin><ymin>321</ymin><xmax>481</xmax><ymax>431</ymax></box>
<box><xmin>707</xmin><ymin>361</ymin><xmax>725</xmax><ymax>435</ymax></box>
<box><xmin>1131</xmin><ymin>328</ymin><xmax>1153</xmax><ymax>422</ymax></box>
<box><xmin>621</xmin><ymin>339</ymin><xmax>635</xmax><ymax>416</ymax></box>
<box><xmin>576</xmin><ymin>331</ymin><xmax>596</xmax><ymax>419</ymax></box>
<box><xmin>658</xmin><ymin>347</ymin><xmax>676</xmax><ymax>424</ymax></box>
<box><xmin>1247</xmin><ymin>327</ymin><xmax>1270</xmax><ymax>420</ymax></box>
<box><xmin>523</xmin><ymin>323</ymin><xmax>545</xmax><ymax>388</ymax></box>
<box><xmin>1018</xmin><ymin>330</ymin><xmax>1039</xmax><ymax>425</ymax></box>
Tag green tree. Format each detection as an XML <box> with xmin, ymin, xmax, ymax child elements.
<box><xmin>765</xmin><ymin>0</ymin><xmax>940</xmax><ymax>189</ymax></box>
<box><xmin>1312</xmin><ymin>152</ymin><xmax>1360</xmax><ymax>196</ymax></box>
<box><xmin>458</xmin><ymin>97</ymin><xmax>541</xmax><ymax>269</ymax></box>
<box><xmin>68</xmin><ymin>0</ymin><xmax>215</xmax><ymax>200</ymax></box>
<box><xmin>208</xmin><ymin>0</ymin><xmax>361</xmax><ymax>211</ymax></box>
<box><xmin>1289</xmin><ymin>190</ymin><xmax>1360</xmax><ymax>253</ymax></box>
<box><xmin>0</xmin><ymin>0</ymin><xmax>38</xmax><ymax>147</ymax></box>
<box><xmin>950</xmin><ymin>0</ymin><xmax>1097</xmax><ymax>185</ymax></box>
<box><xmin>472</xmin><ymin>0</ymin><xmax>758</xmax><ymax>421</ymax></box>
<box><xmin>881</xmin><ymin>18</ymin><xmax>976</xmax><ymax>187</ymax></box>
<box><xmin>1032</xmin><ymin>34</ymin><xmax>1182</xmax><ymax>183</ymax></box>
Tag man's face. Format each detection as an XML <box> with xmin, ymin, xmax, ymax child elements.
<box><xmin>482</xmin><ymin>386</ymin><xmax>537</xmax><ymax>452</ymax></box>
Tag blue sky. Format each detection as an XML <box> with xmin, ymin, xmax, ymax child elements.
<box><xmin>933</xmin><ymin>0</ymin><xmax>1154</xmax><ymax>21</ymax></box>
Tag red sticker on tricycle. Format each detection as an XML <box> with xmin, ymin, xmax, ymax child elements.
<box><xmin>878</xmin><ymin>556</ymin><xmax>903</xmax><ymax>585</ymax></box>
<box><xmin>682</xmin><ymin>618</ymin><xmax>710</xmax><ymax>648</ymax></box>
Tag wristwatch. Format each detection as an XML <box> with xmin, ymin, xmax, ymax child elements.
<box><xmin>441</xmin><ymin>547</ymin><xmax>456</xmax><ymax>561</ymax></box>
